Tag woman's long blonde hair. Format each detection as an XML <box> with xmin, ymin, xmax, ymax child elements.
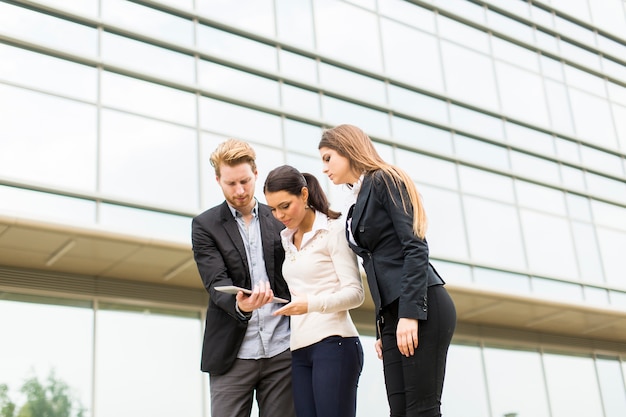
<box><xmin>319</xmin><ymin>124</ymin><xmax>428</xmax><ymax>239</ymax></box>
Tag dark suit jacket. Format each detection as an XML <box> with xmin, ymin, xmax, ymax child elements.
<box><xmin>347</xmin><ymin>171</ymin><xmax>444</xmax><ymax>323</ymax></box>
<box><xmin>191</xmin><ymin>201</ymin><xmax>289</xmax><ymax>375</ymax></box>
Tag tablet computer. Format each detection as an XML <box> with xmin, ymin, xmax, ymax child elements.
<box><xmin>214</xmin><ymin>285</ymin><xmax>289</xmax><ymax>303</ymax></box>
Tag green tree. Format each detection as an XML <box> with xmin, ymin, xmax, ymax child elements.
<box><xmin>0</xmin><ymin>372</ymin><xmax>84</xmax><ymax>417</ymax></box>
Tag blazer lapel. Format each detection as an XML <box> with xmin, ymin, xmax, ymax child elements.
<box><xmin>258</xmin><ymin>204</ymin><xmax>276</xmax><ymax>277</ymax></box>
<box><xmin>349</xmin><ymin>174</ymin><xmax>373</xmax><ymax>245</ymax></box>
<box><xmin>219</xmin><ymin>202</ymin><xmax>249</xmax><ymax>273</ymax></box>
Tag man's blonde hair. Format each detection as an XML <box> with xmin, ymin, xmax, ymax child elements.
<box><xmin>210</xmin><ymin>139</ymin><xmax>257</xmax><ymax>178</ymax></box>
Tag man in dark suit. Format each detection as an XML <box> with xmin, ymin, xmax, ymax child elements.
<box><xmin>191</xmin><ymin>139</ymin><xmax>295</xmax><ymax>417</ymax></box>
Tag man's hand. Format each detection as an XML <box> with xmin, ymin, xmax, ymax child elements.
<box><xmin>236</xmin><ymin>281</ymin><xmax>274</xmax><ymax>313</ymax></box>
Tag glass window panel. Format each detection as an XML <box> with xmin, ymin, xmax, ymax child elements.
<box><xmin>101</xmin><ymin>32</ymin><xmax>195</xmax><ymax>84</ymax></box>
<box><xmin>550</xmin><ymin>0</ymin><xmax>591</xmax><ymax>23</ymax></box>
<box><xmin>449</xmin><ymin>105</ymin><xmax>505</xmax><ymax>142</ymax></box>
<box><xmin>495</xmin><ymin>61</ymin><xmax>550</xmax><ymax>127</ymax></box>
<box><xmin>101</xmin><ymin>72</ymin><xmax>196</xmax><ymax>126</ymax></box>
<box><xmin>483</xmin><ymin>347</ymin><xmax>550</xmax><ymax>417</ymax></box>
<box><xmin>378</xmin><ymin>0</ymin><xmax>436</xmax><ymax>33</ymax></box>
<box><xmin>198</xmin><ymin>132</ymin><xmax>233</xmax><ymax>209</ymax></box>
<box><xmin>543</xmin><ymin>353</ymin><xmax>604</xmax><ymax>417</ymax></box>
<box><xmin>95</xmin><ymin>307</ymin><xmax>203</xmax><ymax>417</ymax></box>
<box><xmin>275</xmin><ymin>0</ymin><xmax>314</xmax><ymax>49</ymax></box>
<box><xmin>455</xmin><ymin>135</ymin><xmax>509</xmax><ymax>171</ymax></box>
<box><xmin>319</xmin><ymin>63</ymin><xmax>387</xmax><ymax>106</ymax></box>
<box><xmin>530</xmin><ymin>5</ymin><xmax>554</xmax><ymax>29</ymax></box>
<box><xmin>442</xmin><ymin>41</ymin><xmax>499</xmax><ymax>111</ymax></box>
<box><xmin>535</xmin><ymin>30</ymin><xmax>560</xmax><ymax>56</ymax></box>
<box><xmin>391</xmin><ymin>117</ymin><xmax>453</xmax><ymax>155</ymax></box>
<box><xmin>0</xmin><ymin>85</ymin><xmax>97</xmax><ymax>191</ymax></box>
<box><xmin>484</xmin><ymin>0</ymin><xmax>530</xmax><ymax>17</ymax></box>
<box><xmin>598</xmin><ymin>36</ymin><xmax>626</xmax><ymax>66</ymax></box>
<box><xmin>0</xmin><ymin>2</ymin><xmax>97</xmax><ymax>57</ymax></box>
<box><xmin>560</xmin><ymin>165</ymin><xmax>586</xmax><ymax>192</ymax></box>
<box><xmin>473</xmin><ymin>267</ymin><xmax>531</xmax><ymax>295</ymax></box>
<box><xmin>560</xmin><ymin>40</ymin><xmax>602</xmax><ymax>72</ymax></box>
<box><xmin>566</xmin><ymin>193</ymin><xmax>591</xmax><ymax>221</ymax></box>
<box><xmin>584</xmin><ymin>286</ymin><xmax>609</xmax><ymax>305</ymax></box>
<box><xmin>279</xmin><ymin>50</ymin><xmax>318</xmax><ymax>84</ymax></box>
<box><xmin>571</xmin><ymin>221</ymin><xmax>604</xmax><ymax>284</ymax></box>
<box><xmin>612</xmin><ymin>104</ymin><xmax>626</xmax><ymax>153</ymax></box>
<box><xmin>151</xmin><ymin>0</ymin><xmax>193</xmax><ymax>10</ymax></box>
<box><xmin>432</xmin><ymin>260</ymin><xmax>472</xmax><ymax>285</ymax></box>
<box><xmin>0</xmin><ymin>186</ymin><xmax>96</xmax><ymax>227</ymax></box>
<box><xmin>388</xmin><ymin>85</ymin><xmax>448</xmax><ymax>125</ymax></box>
<box><xmin>544</xmin><ymin>80</ymin><xmax>575</xmax><ymax>135</ymax></box>
<box><xmin>492</xmin><ymin>37</ymin><xmax>540</xmax><ymax>72</ymax></box>
<box><xmin>380</xmin><ymin>18</ymin><xmax>444</xmax><ymax>92</ymax></box>
<box><xmin>198</xmin><ymin>61</ymin><xmax>280</xmax><ymax>108</ymax></box>
<box><xmin>99</xmin><ymin>204</ymin><xmax>192</xmax><ymax>243</ymax></box>
<box><xmin>438</xmin><ymin>0</ymin><xmax>486</xmax><ymax>25</ymax></box>
<box><xmin>608</xmin><ymin>82</ymin><xmax>626</xmax><ymax>107</ymax></box>
<box><xmin>419</xmin><ymin>183</ymin><xmax>468</xmax><ymax>270</ymax></box>
<box><xmin>521</xmin><ymin>209</ymin><xmax>578</xmax><ymax>280</ymax></box>
<box><xmin>555</xmin><ymin>137</ymin><xmax>580</xmax><ymax>164</ymax></box>
<box><xmin>486</xmin><ymin>10</ymin><xmax>534</xmax><ymax>44</ymax></box>
<box><xmin>395</xmin><ymin>149</ymin><xmax>458</xmax><ymax>189</ymax></box>
<box><xmin>284</xmin><ymin>119</ymin><xmax>322</xmax><ymax>157</ymax></box>
<box><xmin>463</xmin><ymin>196</ymin><xmax>527</xmax><ymax>270</ymax></box>
<box><xmin>253</xmin><ymin>145</ymin><xmax>287</xmax><ymax>200</ymax></box>
<box><xmin>586</xmin><ymin>172</ymin><xmax>626</xmax><ymax>204</ymax></box>
<box><xmin>199</xmin><ymin>97</ymin><xmax>282</xmax><ymax>146</ymax></box>
<box><xmin>554</xmin><ymin>15</ymin><xmax>596</xmax><ymax>47</ymax></box>
<box><xmin>281</xmin><ymin>84</ymin><xmax>320</xmax><ymax>119</ymax></box>
<box><xmin>505</xmin><ymin>122</ymin><xmax>555</xmax><ymax>156</ymax></box>
<box><xmin>581</xmin><ymin>145</ymin><xmax>624</xmax><ymax>177</ymax></box>
<box><xmin>458</xmin><ymin>166</ymin><xmax>515</xmax><ymax>203</ymax></box>
<box><xmin>102</xmin><ymin>0</ymin><xmax>193</xmax><ymax>45</ymax></box>
<box><xmin>602</xmin><ymin>57</ymin><xmax>626</xmax><ymax>85</ymax></box>
<box><xmin>609</xmin><ymin>291</ymin><xmax>626</xmax><ymax>309</ymax></box>
<box><xmin>571</xmin><ymin>89</ymin><xmax>618</xmax><ymax>148</ymax></box>
<box><xmin>593</xmin><ymin>2</ymin><xmax>626</xmax><ymax>42</ymax></box>
<box><xmin>441</xmin><ymin>344</ymin><xmax>490</xmax><ymax>417</ymax></box>
<box><xmin>516</xmin><ymin>181</ymin><xmax>566</xmax><ymax>215</ymax></box>
<box><xmin>0</xmin><ymin>44</ymin><xmax>97</xmax><ymax>101</ymax></box>
<box><xmin>28</xmin><ymin>0</ymin><xmax>98</xmax><ymax>16</ymax></box>
<box><xmin>197</xmin><ymin>0</ymin><xmax>275</xmax><ymax>37</ymax></box>
<box><xmin>438</xmin><ymin>15</ymin><xmax>490</xmax><ymax>54</ymax></box>
<box><xmin>0</xmin><ymin>298</ymin><xmax>93</xmax><ymax>415</ymax></box>
<box><xmin>564</xmin><ymin>65</ymin><xmax>606</xmax><ymax>96</ymax></box>
<box><xmin>100</xmin><ymin>110</ymin><xmax>199</xmax><ymax>210</ymax></box>
<box><xmin>197</xmin><ymin>25</ymin><xmax>277</xmax><ymax>72</ymax></box>
<box><xmin>532</xmin><ymin>277</ymin><xmax>583</xmax><ymax>302</ymax></box>
<box><xmin>596</xmin><ymin>357</ymin><xmax>626</xmax><ymax>417</ymax></box>
<box><xmin>539</xmin><ymin>55</ymin><xmax>564</xmax><ymax>81</ymax></box>
<box><xmin>510</xmin><ymin>151</ymin><xmax>560</xmax><ymax>184</ymax></box>
<box><xmin>591</xmin><ymin>200</ymin><xmax>626</xmax><ymax>231</ymax></box>
<box><xmin>596</xmin><ymin>228</ymin><xmax>626</xmax><ymax>288</ymax></box>
<box><xmin>314</xmin><ymin>0</ymin><xmax>382</xmax><ymax>72</ymax></box>
<box><xmin>321</xmin><ymin>96</ymin><xmax>390</xmax><ymax>139</ymax></box>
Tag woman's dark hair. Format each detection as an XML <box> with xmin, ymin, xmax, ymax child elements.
<box><xmin>264</xmin><ymin>165</ymin><xmax>340</xmax><ymax>220</ymax></box>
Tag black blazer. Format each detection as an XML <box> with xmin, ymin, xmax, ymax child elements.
<box><xmin>347</xmin><ymin>172</ymin><xmax>444</xmax><ymax>322</ymax></box>
<box><xmin>191</xmin><ymin>201</ymin><xmax>289</xmax><ymax>375</ymax></box>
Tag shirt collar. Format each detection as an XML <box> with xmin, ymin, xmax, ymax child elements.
<box><xmin>227</xmin><ymin>198</ymin><xmax>258</xmax><ymax>219</ymax></box>
<box><xmin>280</xmin><ymin>210</ymin><xmax>329</xmax><ymax>241</ymax></box>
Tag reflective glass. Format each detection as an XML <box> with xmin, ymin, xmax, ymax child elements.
<box><xmin>483</xmin><ymin>347</ymin><xmax>550</xmax><ymax>417</ymax></box>
<box><xmin>284</xmin><ymin>119</ymin><xmax>322</xmax><ymax>157</ymax></box>
<box><xmin>550</xmin><ymin>0</ymin><xmax>591</xmax><ymax>23</ymax></box>
<box><xmin>542</xmin><ymin>353</ymin><xmax>604</xmax><ymax>417</ymax></box>
<box><xmin>532</xmin><ymin>277</ymin><xmax>583</xmax><ymax>302</ymax></box>
<box><xmin>100</xmin><ymin>110</ymin><xmax>199</xmax><ymax>211</ymax></box>
<box><xmin>520</xmin><ymin>209</ymin><xmax>578</xmax><ymax>280</ymax></box>
<box><xmin>554</xmin><ymin>16</ymin><xmax>596</xmax><ymax>48</ymax></box>
<box><xmin>319</xmin><ymin>63</ymin><xmax>387</xmax><ymax>106</ymax></box>
<box><xmin>608</xmin><ymin>82</ymin><xmax>626</xmax><ymax>107</ymax></box>
<box><xmin>463</xmin><ymin>196</ymin><xmax>527</xmax><ymax>270</ymax></box>
<box><xmin>432</xmin><ymin>260</ymin><xmax>472</xmax><ymax>285</ymax></box>
<box><xmin>281</xmin><ymin>84</ymin><xmax>320</xmax><ymax>119</ymax></box>
<box><xmin>0</xmin><ymin>44</ymin><xmax>97</xmax><ymax>101</ymax></box>
<box><xmin>27</xmin><ymin>0</ymin><xmax>98</xmax><ymax>16</ymax></box>
<box><xmin>458</xmin><ymin>166</ymin><xmax>515</xmax><ymax>204</ymax></box>
<box><xmin>495</xmin><ymin>61</ymin><xmax>550</xmax><ymax>127</ymax></box>
<box><xmin>0</xmin><ymin>85</ymin><xmax>97</xmax><ymax>191</ymax></box>
<box><xmin>449</xmin><ymin>105</ymin><xmax>504</xmax><ymax>142</ymax></box>
<box><xmin>473</xmin><ymin>268</ymin><xmax>531</xmax><ymax>294</ymax></box>
<box><xmin>314</xmin><ymin>0</ymin><xmax>382</xmax><ymax>72</ymax></box>
<box><xmin>380</xmin><ymin>19</ymin><xmax>444</xmax><ymax>92</ymax></box>
<box><xmin>565</xmin><ymin>193</ymin><xmax>592</xmax><ymax>222</ymax></box>
<box><xmin>198</xmin><ymin>61</ymin><xmax>280</xmax><ymax>108</ymax></box>
<box><xmin>197</xmin><ymin>26</ymin><xmax>277</xmax><ymax>73</ymax></box>
<box><xmin>612</xmin><ymin>104</ymin><xmax>626</xmax><ymax>152</ymax></box>
<box><xmin>438</xmin><ymin>0</ymin><xmax>486</xmax><ymax>25</ymax></box>
<box><xmin>571</xmin><ymin>221</ymin><xmax>604</xmax><ymax>284</ymax></box>
<box><xmin>560</xmin><ymin>165</ymin><xmax>586</xmax><ymax>193</ymax></box>
<box><xmin>561</xmin><ymin>40</ymin><xmax>602</xmax><ymax>73</ymax></box>
<box><xmin>596</xmin><ymin>357</ymin><xmax>626</xmax><ymax>417</ymax></box>
<box><xmin>535</xmin><ymin>30</ymin><xmax>560</xmax><ymax>56</ymax></box>
<box><xmin>197</xmin><ymin>0</ymin><xmax>275</xmax><ymax>37</ymax></box>
<box><xmin>322</xmin><ymin>97</ymin><xmax>390</xmax><ymax>139</ymax></box>
<box><xmin>486</xmin><ymin>9</ymin><xmax>534</xmax><ymax>44</ymax></box>
<box><xmin>584</xmin><ymin>286</ymin><xmax>609</xmax><ymax>305</ymax></box>
<box><xmin>492</xmin><ymin>37</ymin><xmax>540</xmax><ymax>72</ymax></box>
<box><xmin>0</xmin><ymin>297</ymin><xmax>93</xmax><ymax>416</ymax></box>
<box><xmin>591</xmin><ymin>200</ymin><xmax>626</xmax><ymax>232</ymax></box>
<box><xmin>505</xmin><ymin>122</ymin><xmax>554</xmax><ymax>156</ymax></box>
<box><xmin>391</xmin><ymin>117</ymin><xmax>453</xmax><ymax>155</ymax></box>
<box><xmin>484</xmin><ymin>0</ymin><xmax>530</xmax><ymax>18</ymax></box>
<box><xmin>596</xmin><ymin>227</ymin><xmax>626</xmax><ymax>288</ymax></box>
<box><xmin>610</xmin><ymin>291</ymin><xmax>626</xmax><ymax>309</ymax></box>
<box><xmin>592</xmin><ymin>3</ymin><xmax>626</xmax><ymax>41</ymax></box>
<box><xmin>580</xmin><ymin>145</ymin><xmax>624</xmax><ymax>177</ymax></box>
<box><xmin>530</xmin><ymin>5</ymin><xmax>554</xmax><ymax>29</ymax></box>
<box><xmin>275</xmin><ymin>0</ymin><xmax>314</xmax><ymax>48</ymax></box>
<box><xmin>510</xmin><ymin>151</ymin><xmax>560</xmax><ymax>185</ymax></box>
<box><xmin>601</xmin><ymin>57</ymin><xmax>626</xmax><ymax>85</ymax></box>
<box><xmin>279</xmin><ymin>50</ymin><xmax>318</xmax><ymax>85</ymax></box>
<box><xmin>544</xmin><ymin>80</ymin><xmax>575</xmax><ymax>135</ymax></box>
<box><xmin>388</xmin><ymin>85</ymin><xmax>448</xmax><ymax>125</ymax></box>
<box><xmin>441</xmin><ymin>344</ymin><xmax>490</xmax><ymax>417</ymax></box>
<box><xmin>101</xmin><ymin>72</ymin><xmax>196</xmax><ymax>126</ymax></box>
<box><xmin>586</xmin><ymin>172</ymin><xmax>626</xmax><ymax>204</ymax></box>
<box><xmin>540</xmin><ymin>55</ymin><xmax>564</xmax><ymax>81</ymax></box>
<box><xmin>454</xmin><ymin>135</ymin><xmax>509</xmax><ymax>171</ymax></box>
<box><xmin>199</xmin><ymin>97</ymin><xmax>283</xmax><ymax>147</ymax></box>
<box><xmin>378</xmin><ymin>0</ymin><xmax>435</xmax><ymax>33</ymax></box>
<box><xmin>0</xmin><ymin>2</ymin><xmax>97</xmax><ymax>57</ymax></box>
<box><xmin>198</xmin><ymin>132</ymin><xmax>234</xmax><ymax>209</ymax></box>
<box><xmin>95</xmin><ymin>306</ymin><xmax>202</xmax><ymax>417</ymax></box>
<box><xmin>102</xmin><ymin>0</ymin><xmax>194</xmax><ymax>46</ymax></box>
<box><xmin>554</xmin><ymin>137</ymin><xmax>581</xmax><ymax>165</ymax></box>
<box><xmin>101</xmin><ymin>32</ymin><xmax>195</xmax><ymax>84</ymax></box>
<box><xmin>516</xmin><ymin>181</ymin><xmax>566</xmax><ymax>216</ymax></box>
<box><xmin>438</xmin><ymin>15</ymin><xmax>489</xmax><ymax>54</ymax></box>
<box><xmin>564</xmin><ymin>65</ymin><xmax>605</xmax><ymax>97</ymax></box>
<box><xmin>395</xmin><ymin>149</ymin><xmax>458</xmax><ymax>189</ymax></box>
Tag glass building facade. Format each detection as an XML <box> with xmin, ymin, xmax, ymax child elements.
<box><xmin>1</xmin><ymin>0</ymin><xmax>625</xmax><ymax>416</ymax></box>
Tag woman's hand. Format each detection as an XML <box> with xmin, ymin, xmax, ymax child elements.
<box><xmin>396</xmin><ymin>318</ymin><xmax>419</xmax><ymax>357</ymax></box>
<box><xmin>273</xmin><ymin>292</ymin><xmax>308</xmax><ymax>316</ymax></box>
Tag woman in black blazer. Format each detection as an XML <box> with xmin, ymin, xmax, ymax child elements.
<box><xmin>319</xmin><ymin>124</ymin><xmax>456</xmax><ymax>417</ymax></box>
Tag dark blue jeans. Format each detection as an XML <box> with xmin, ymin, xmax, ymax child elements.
<box><xmin>381</xmin><ymin>285</ymin><xmax>456</xmax><ymax>417</ymax></box>
<box><xmin>291</xmin><ymin>335</ymin><xmax>364</xmax><ymax>417</ymax></box>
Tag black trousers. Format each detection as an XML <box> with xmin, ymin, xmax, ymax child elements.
<box><xmin>380</xmin><ymin>285</ymin><xmax>456</xmax><ymax>417</ymax></box>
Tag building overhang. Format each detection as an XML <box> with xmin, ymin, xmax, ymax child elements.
<box><xmin>1</xmin><ymin>214</ymin><xmax>625</xmax><ymax>346</ymax></box>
